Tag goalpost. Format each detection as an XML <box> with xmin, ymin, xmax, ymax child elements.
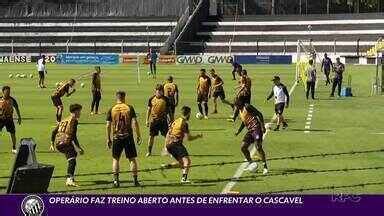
<box><xmin>296</xmin><ymin>39</ymin><xmax>318</xmax><ymax>88</ymax></box>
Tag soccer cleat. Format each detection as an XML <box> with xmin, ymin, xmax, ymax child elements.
<box><xmin>204</xmin><ymin>115</ymin><xmax>209</xmax><ymax>119</ymax></box>
<box><xmin>243</xmin><ymin>162</ymin><xmax>251</xmax><ymax>171</ymax></box>
<box><xmin>226</xmin><ymin>118</ymin><xmax>235</xmax><ymax>122</ymax></box>
<box><xmin>211</xmin><ymin>110</ymin><xmax>218</xmax><ymax>114</ymax></box>
<box><xmin>134</xmin><ymin>181</ymin><xmax>141</xmax><ymax>187</ymax></box>
<box><xmin>180</xmin><ymin>179</ymin><xmax>191</xmax><ymax>184</ymax></box>
<box><xmin>90</xmin><ymin>112</ymin><xmax>94</xmax><ymax>115</ymax></box>
<box><xmin>11</xmin><ymin>149</ymin><xmax>17</xmax><ymax>154</ymax></box>
<box><xmin>248</xmin><ymin>162</ymin><xmax>258</xmax><ymax>173</ymax></box>
<box><xmin>66</xmin><ymin>178</ymin><xmax>79</xmax><ymax>187</ymax></box>
<box><xmin>145</xmin><ymin>152</ymin><xmax>151</xmax><ymax>157</ymax></box>
<box><xmin>282</xmin><ymin>123</ymin><xmax>288</xmax><ymax>129</ymax></box>
<box><xmin>113</xmin><ymin>180</ymin><xmax>120</xmax><ymax>188</ymax></box>
<box><xmin>160</xmin><ymin>163</ymin><xmax>171</xmax><ymax>169</ymax></box>
<box><xmin>262</xmin><ymin>168</ymin><xmax>269</xmax><ymax>175</ymax></box>
<box><xmin>273</xmin><ymin>127</ymin><xmax>280</xmax><ymax>131</ymax></box>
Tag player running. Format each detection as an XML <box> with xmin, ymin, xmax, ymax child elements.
<box><xmin>163</xmin><ymin>76</ymin><xmax>179</xmax><ymax>120</ymax></box>
<box><xmin>50</xmin><ymin>104</ymin><xmax>84</xmax><ymax>187</ymax></box>
<box><xmin>230</xmin><ymin>59</ymin><xmax>242</xmax><ymax>80</ymax></box>
<box><xmin>330</xmin><ymin>57</ymin><xmax>345</xmax><ymax>97</ymax></box>
<box><xmin>321</xmin><ymin>53</ymin><xmax>333</xmax><ymax>86</ymax></box>
<box><xmin>163</xmin><ymin>106</ymin><xmax>203</xmax><ymax>183</ymax></box>
<box><xmin>90</xmin><ymin>66</ymin><xmax>102</xmax><ymax>115</ymax></box>
<box><xmin>228</xmin><ymin>69</ymin><xmax>252</xmax><ymax>122</ymax></box>
<box><xmin>196</xmin><ymin>69</ymin><xmax>211</xmax><ymax>119</ymax></box>
<box><xmin>51</xmin><ymin>79</ymin><xmax>76</xmax><ymax>122</ymax></box>
<box><xmin>210</xmin><ymin>69</ymin><xmax>232</xmax><ymax>114</ymax></box>
<box><xmin>106</xmin><ymin>91</ymin><xmax>142</xmax><ymax>187</ymax></box>
<box><xmin>0</xmin><ymin>86</ymin><xmax>22</xmax><ymax>154</ymax></box>
<box><xmin>235</xmin><ymin>103</ymin><xmax>268</xmax><ymax>174</ymax></box>
<box><xmin>37</xmin><ymin>55</ymin><xmax>47</xmax><ymax>88</ymax></box>
<box><xmin>266</xmin><ymin>76</ymin><xmax>289</xmax><ymax>131</ymax></box>
<box><xmin>146</xmin><ymin>84</ymin><xmax>171</xmax><ymax>157</ymax></box>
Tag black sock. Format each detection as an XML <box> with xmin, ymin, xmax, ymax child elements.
<box><xmin>56</xmin><ymin>113</ymin><xmax>61</xmax><ymax>122</ymax></box>
<box><xmin>233</xmin><ymin>108</ymin><xmax>239</xmax><ymax>121</ymax></box>
<box><xmin>113</xmin><ymin>173</ymin><xmax>119</xmax><ymax>182</ymax></box>
<box><xmin>198</xmin><ymin>103</ymin><xmax>203</xmax><ymax>114</ymax></box>
<box><xmin>67</xmin><ymin>159</ymin><xmax>76</xmax><ymax>178</ymax></box>
<box><xmin>203</xmin><ymin>103</ymin><xmax>208</xmax><ymax>116</ymax></box>
<box><xmin>95</xmin><ymin>100</ymin><xmax>100</xmax><ymax>113</ymax></box>
<box><xmin>263</xmin><ymin>162</ymin><xmax>268</xmax><ymax>169</ymax></box>
<box><xmin>182</xmin><ymin>173</ymin><xmax>188</xmax><ymax>181</ymax></box>
<box><xmin>133</xmin><ymin>175</ymin><xmax>138</xmax><ymax>183</ymax></box>
<box><xmin>147</xmin><ymin>145</ymin><xmax>153</xmax><ymax>154</ymax></box>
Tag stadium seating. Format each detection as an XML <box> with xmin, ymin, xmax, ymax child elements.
<box><xmin>189</xmin><ymin>13</ymin><xmax>384</xmax><ymax>56</ymax></box>
<box><xmin>0</xmin><ymin>17</ymin><xmax>177</xmax><ymax>54</ymax></box>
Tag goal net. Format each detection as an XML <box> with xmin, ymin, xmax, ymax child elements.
<box><xmin>296</xmin><ymin>40</ymin><xmax>318</xmax><ymax>88</ymax></box>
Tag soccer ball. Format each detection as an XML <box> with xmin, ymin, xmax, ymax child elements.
<box><xmin>195</xmin><ymin>112</ymin><xmax>203</xmax><ymax>120</ymax></box>
<box><xmin>29</xmin><ymin>74</ymin><xmax>33</xmax><ymax>78</ymax></box>
<box><xmin>9</xmin><ymin>74</ymin><xmax>13</xmax><ymax>78</ymax></box>
<box><xmin>81</xmin><ymin>83</ymin><xmax>85</xmax><ymax>88</ymax></box>
<box><xmin>147</xmin><ymin>71</ymin><xmax>151</xmax><ymax>75</ymax></box>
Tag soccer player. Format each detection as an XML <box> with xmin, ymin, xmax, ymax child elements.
<box><xmin>230</xmin><ymin>59</ymin><xmax>243</xmax><ymax>80</ymax></box>
<box><xmin>51</xmin><ymin>79</ymin><xmax>76</xmax><ymax>122</ymax></box>
<box><xmin>148</xmin><ymin>48</ymin><xmax>158</xmax><ymax>79</ymax></box>
<box><xmin>163</xmin><ymin>76</ymin><xmax>179</xmax><ymax>120</ymax></box>
<box><xmin>196</xmin><ymin>69</ymin><xmax>211</xmax><ymax>119</ymax></box>
<box><xmin>321</xmin><ymin>53</ymin><xmax>333</xmax><ymax>86</ymax></box>
<box><xmin>106</xmin><ymin>91</ymin><xmax>142</xmax><ymax>187</ymax></box>
<box><xmin>228</xmin><ymin>69</ymin><xmax>252</xmax><ymax>122</ymax></box>
<box><xmin>50</xmin><ymin>104</ymin><xmax>84</xmax><ymax>187</ymax></box>
<box><xmin>330</xmin><ymin>57</ymin><xmax>345</xmax><ymax>97</ymax></box>
<box><xmin>37</xmin><ymin>55</ymin><xmax>47</xmax><ymax>88</ymax></box>
<box><xmin>163</xmin><ymin>106</ymin><xmax>202</xmax><ymax>183</ymax></box>
<box><xmin>146</xmin><ymin>84</ymin><xmax>171</xmax><ymax>157</ymax></box>
<box><xmin>235</xmin><ymin>103</ymin><xmax>268</xmax><ymax>174</ymax></box>
<box><xmin>266</xmin><ymin>76</ymin><xmax>289</xmax><ymax>131</ymax></box>
<box><xmin>210</xmin><ymin>69</ymin><xmax>232</xmax><ymax>114</ymax></box>
<box><xmin>306</xmin><ymin>59</ymin><xmax>317</xmax><ymax>100</ymax></box>
<box><xmin>90</xmin><ymin>66</ymin><xmax>102</xmax><ymax>115</ymax></box>
<box><xmin>0</xmin><ymin>86</ymin><xmax>22</xmax><ymax>154</ymax></box>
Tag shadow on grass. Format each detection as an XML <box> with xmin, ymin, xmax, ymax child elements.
<box><xmin>191</xmin><ymin>128</ymin><xmax>227</xmax><ymax>132</ymax></box>
<box><xmin>79</xmin><ymin>122</ymin><xmax>107</xmax><ymax>125</ymax></box>
<box><xmin>266</xmin><ymin>181</ymin><xmax>384</xmax><ymax>194</ymax></box>
<box><xmin>290</xmin><ymin>128</ymin><xmax>333</xmax><ymax>132</ymax></box>
<box><xmin>0</xmin><ymin>149</ymin><xmax>383</xmax><ymax>179</ymax></box>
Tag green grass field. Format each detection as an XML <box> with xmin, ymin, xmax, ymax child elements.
<box><xmin>0</xmin><ymin>63</ymin><xmax>383</xmax><ymax>194</ymax></box>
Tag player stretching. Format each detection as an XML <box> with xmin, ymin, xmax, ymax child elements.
<box><xmin>50</xmin><ymin>104</ymin><xmax>84</xmax><ymax>187</ymax></box>
<box><xmin>163</xmin><ymin>76</ymin><xmax>179</xmax><ymax>120</ymax></box>
<box><xmin>235</xmin><ymin>103</ymin><xmax>268</xmax><ymax>174</ymax></box>
<box><xmin>106</xmin><ymin>91</ymin><xmax>142</xmax><ymax>187</ymax></box>
<box><xmin>229</xmin><ymin>59</ymin><xmax>242</xmax><ymax>80</ymax></box>
<box><xmin>146</xmin><ymin>84</ymin><xmax>171</xmax><ymax>157</ymax></box>
<box><xmin>267</xmin><ymin>76</ymin><xmax>289</xmax><ymax>131</ymax></box>
<box><xmin>51</xmin><ymin>79</ymin><xmax>76</xmax><ymax>122</ymax></box>
<box><xmin>91</xmin><ymin>66</ymin><xmax>102</xmax><ymax>115</ymax></box>
<box><xmin>210</xmin><ymin>69</ymin><xmax>232</xmax><ymax>114</ymax></box>
<box><xmin>37</xmin><ymin>55</ymin><xmax>47</xmax><ymax>88</ymax></box>
<box><xmin>0</xmin><ymin>86</ymin><xmax>22</xmax><ymax>154</ymax></box>
<box><xmin>163</xmin><ymin>106</ymin><xmax>202</xmax><ymax>183</ymax></box>
<box><xmin>228</xmin><ymin>69</ymin><xmax>252</xmax><ymax>122</ymax></box>
<box><xmin>196</xmin><ymin>69</ymin><xmax>211</xmax><ymax>119</ymax></box>
<box><xmin>321</xmin><ymin>53</ymin><xmax>333</xmax><ymax>86</ymax></box>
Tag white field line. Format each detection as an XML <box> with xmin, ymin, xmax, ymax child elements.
<box><xmin>304</xmin><ymin>104</ymin><xmax>315</xmax><ymax>133</ymax></box>
<box><xmin>221</xmin><ymin>81</ymin><xmax>298</xmax><ymax>194</ymax></box>
<box><xmin>202</xmin><ymin>19</ymin><xmax>384</xmax><ymax>26</ymax></box>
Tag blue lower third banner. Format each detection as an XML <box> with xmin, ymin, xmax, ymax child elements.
<box><xmin>0</xmin><ymin>194</ymin><xmax>382</xmax><ymax>215</ymax></box>
<box><xmin>57</xmin><ymin>53</ymin><xmax>119</xmax><ymax>64</ymax></box>
<box><xmin>234</xmin><ymin>55</ymin><xmax>292</xmax><ymax>64</ymax></box>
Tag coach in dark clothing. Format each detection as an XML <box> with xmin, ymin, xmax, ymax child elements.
<box><xmin>321</xmin><ymin>53</ymin><xmax>333</xmax><ymax>86</ymax></box>
<box><xmin>330</xmin><ymin>57</ymin><xmax>345</xmax><ymax>97</ymax></box>
<box><xmin>306</xmin><ymin>59</ymin><xmax>317</xmax><ymax>100</ymax></box>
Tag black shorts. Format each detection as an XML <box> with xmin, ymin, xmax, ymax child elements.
<box><xmin>0</xmin><ymin>118</ymin><xmax>15</xmax><ymax>134</ymax></box>
<box><xmin>212</xmin><ymin>91</ymin><xmax>225</xmax><ymax>100</ymax></box>
<box><xmin>324</xmin><ymin>69</ymin><xmax>331</xmax><ymax>75</ymax></box>
<box><xmin>235</xmin><ymin>94</ymin><xmax>251</xmax><ymax>106</ymax></box>
<box><xmin>56</xmin><ymin>144</ymin><xmax>77</xmax><ymax>160</ymax></box>
<box><xmin>38</xmin><ymin>71</ymin><xmax>45</xmax><ymax>79</ymax></box>
<box><xmin>275</xmin><ymin>102</ymin><xmax>285</xmax><ymax>115</ymax></box>
<box><xmin>197</xmin><ymin>93</ymin><xmax>209</xmax><ymax>103</ymax></box>
<box><xmin>92</xmin><ymin>90</ymin><xmax>101</xmax><ymax>100</ymax></box>
<box><xmin>242</xmin><ymin>129</ymin><xmax>263</xmax><ymax>149</ymax></box>
<box><xmin>167</xmin><ymin>97</ymin><xmax>176</xmax><ymax>114</ymax></box>
<box><xmin>112</xmin><ymin>135</ymin><xmax>137</xmax><ymax>159</ymax></box>
<box><xmin>150</xmin><ymin>118</ymin><xmax>168</xmax><ymax>137</ymax></box>
<box><xmin>51</xmin><ymin>96</ymin><xmax>63</xmax><ymax>107</ymax></box>
<box><xmin>166</xmin><ymin>142</ymin><xmax>189</xmax><ymax>160</ymax></box>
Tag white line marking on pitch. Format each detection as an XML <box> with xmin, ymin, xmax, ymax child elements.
<box><xmin>221</xmin><ymin>81</ymin><xmax>298</xmax><ymax>194</ymax></box>
<box><xmin>304</xmin><ymin>103</ymin><xmax>315</xmax><ymax>133</ymax></box>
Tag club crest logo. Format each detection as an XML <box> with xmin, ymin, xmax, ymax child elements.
<box><xmin>21</xmin><ymin>195</ymin><xmax>45</xmax><ymax>216</ymax></box>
